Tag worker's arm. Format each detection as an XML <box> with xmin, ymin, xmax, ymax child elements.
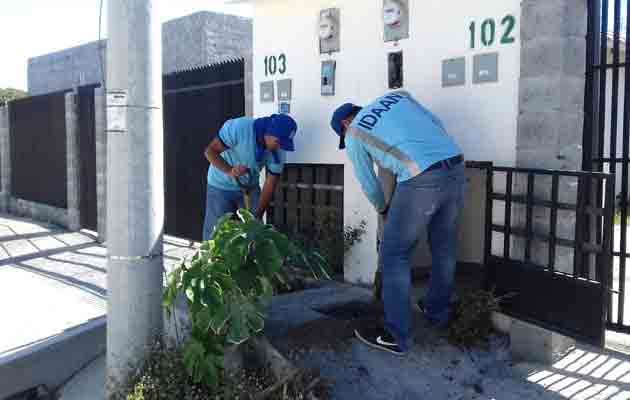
<box><xmin>346</xmin><ymin>140</ymin><xmax>387</xmax><ymax>213</ymax></box>
<box><xmin>204</xmin><ymin>138</ymin><xmax>248</xmax><ymax>177</ymax></box>
<box><xmin>256</xmin><ymin>174</ymin><xmax>280</xmax><ymax>219</ymax></box>
<box><xmin>257</xmin><ymin>151</ymin><xmax>285</xmax><ymax>219</ymax></box>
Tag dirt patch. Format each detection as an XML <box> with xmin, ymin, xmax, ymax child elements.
<box><xmin>283</xmin><ymin>301</ymin><xmax>384</xmax><ymax>352</ymax></box>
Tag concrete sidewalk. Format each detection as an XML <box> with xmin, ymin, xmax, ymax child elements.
<box><xmin>0</xmin><ymin>213</ymin><xmax>196</xmax><ymax>399</ymax></box>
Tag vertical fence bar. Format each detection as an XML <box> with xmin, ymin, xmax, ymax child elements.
<box><xmin>616</xmin><ymin>0</ymin><xmax>627</xmax><ymax>324</ymax></box>
<box><xmin>604</xmin><ymin>176</ymin><xmax>616</xmax><ymax>327</ymax></box>
<box><xmin>525</xmin><ymin>173</ymin><xmax>535</xmax><ymax>263</ymax></box>
<box><xmin>575</xmin><ymin>176</ymin><xmax>586</xmax><ymax>278</ymax></box>
<box><xmin>583</xmin><ymin>0</ymin><xmax>597</xmax><ymax>171</ymax></box>
<box><xmin>619</xmin><ymin>0</ymin><xmax>630</xmax><ymax>329</ymax></box>
<box><xmin>504</xmin><ymin>171</ymin><xmax>513</xmax><ymax>259</ymax></box>
<box><xmin>549</xmin><ymin>173</ymin><xmax>559</xmax><ymax>272</ymax></box>
<box><xmin>597</xmin><ymin>0</ymin><xmax>609</xmax><ymax>175</ymax></box>
<box><xmin>484</xmin><ymin>165</ymin><xmax>494</xmax><ymax>266</ymax></box>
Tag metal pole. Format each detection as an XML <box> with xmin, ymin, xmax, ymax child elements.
<box><xmin>105</xmin><ymin>0</ymin><xmax>164</xmax><ymax>394</ymax></box>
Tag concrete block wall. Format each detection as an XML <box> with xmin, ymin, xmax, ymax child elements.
<box><xmin>28</xmin><ymin>12</ymin><xmax>252</xmax><ymax>96</ymax></box>
<box><xmin>66</xmin><ymin>91</ymin><xmax>81</xmax><ymax>231</ymax></box>
<box><xmin>162</xmin><ymin>11</ymin><xmax>252</xmax><ymax>74</ymax></box>
<box><xmin>28</xmin><ymin>40</ymin><xmax>107</xmax><ymax>97</ymax></box>
<box><xmin>512</xmin><ymin>0</ymin><xmax>588</xmax><ymax>274</ymax></box>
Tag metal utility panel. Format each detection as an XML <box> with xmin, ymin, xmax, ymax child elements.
<box><xmin>277</xmin><ymin>79</ymin><xmax>292</xmax><ymax>101</ymax></box>
<box><xmin>383</xmin><ymin>0</ymin><xmax>410</xmax><ymax>42</ymax></box>
<box><xmin>442</xmin><ymin>57</ymin><xmax>466</xmax><ymax>87</ymax></box>
<box><xmin>473</xmin><ymin>53</ymin><xmax>499</xmax><ymax>84</ymax></box>
<box><xmin>321</xmin><ymin>60</ymin><xmax>336</xmax><ymax>96</ymax></box>
<box><xmin>260</xmin><ymin>81</ymin><xmax>275</xmax><ymax>103</ymax></box>
<box><xmin>388</xmin><ymin>51</ymin><xmax>404</xmax><ymax>89</ymax></box>
<box><xmin>319</xmin><ymin>8</ymin><xmax>341</xmax><ymax>54</ymax></box>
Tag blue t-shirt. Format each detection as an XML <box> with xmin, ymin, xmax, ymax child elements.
<box><xmin>207</xmin><ymin>117</ymin><xmax>285</xmax><ymax>191</ymax></box>
<box><xmin>346</xmin><ymin>91</ymin><xmax>462</xmax><ymax>212</ymax></box>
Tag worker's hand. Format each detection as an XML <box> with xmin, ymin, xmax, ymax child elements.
<box><xmin>229</xmin><ymin>165</ymin><xmax>249</xmax><ymax>178</ymax></box>
<box><xmin>255</xmin><ymin>208</ymin><xmax>265</xmax><ymax>220</ymax></box>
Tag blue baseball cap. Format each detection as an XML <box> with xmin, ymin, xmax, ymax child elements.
<box><xmin>268</xmin><ymin>114</ymin><xmax>298</xmax><ymax>151</ymax></box>
<box><xmin>331</xmin><ymin>103</ymin><xmax>358</xmax><ymax>149</ymax></box>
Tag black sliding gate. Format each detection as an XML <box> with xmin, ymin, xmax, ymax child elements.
<box><xmin>583</xmin><ymin>0</ymin><xmax>630</xmax><ymax>332</ymax></box>
<box><xmin>485</xmin><ymin>167</ymin><xmax>614</xmax><ymax>346</ymax></box>
<box><xmin>163</xmin><ymin>59</ymin><xmax>245</xmax><ymax>241</ymax></box>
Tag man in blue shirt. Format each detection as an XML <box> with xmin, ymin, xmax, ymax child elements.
<box><xmin>203</xmin><ymin>114</ymin><xmax>297</xmax><ymax>240</ymax></box>
<box><xmin>331</xmin><ymin>91</ymin><xmax>467</xmax><ymax>355</ymax></box>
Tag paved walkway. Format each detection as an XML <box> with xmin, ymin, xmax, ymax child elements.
<box><xmin>0</xmin><ymin>213</ymin><xmax>196</xmax><ymax>398</ymax></box>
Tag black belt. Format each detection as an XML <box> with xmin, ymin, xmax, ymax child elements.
<box><xmin>423</xmin><ymin>155</ymin><xmax>464</xmax><ymax>174</ymax></box>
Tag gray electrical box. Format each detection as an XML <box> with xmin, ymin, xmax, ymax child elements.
<box><xmin>319</xmin><ymin>8</ymin><xmax>341</xmax><ymax>54</ymax></box>
<box><xmin>383</xmin><ymin>0</ymin><xmax>410</xmax><ymax>42</ymax></box>
<box><xmin>321</xmin><ymin>60</ymin><xmax>336</xmax><ymax>96</ymax></box>
<box><xmin>277</xmin><ymin>79</ymin><xmax>292</xmax><ymax>101</ymax></box>
<box><xmin>442</xmin><ymin>57</ymin><xmax>466</xmax><ymax>87</ymax></box>
<box><xmin>260</xmin><ymin>81</ymin><xmax>275</xmax><ymax>103</ymax></box>
<box><xmin>473</xmin><ymin>53</ymin><xmax>499</xmax><ymax>84</ymax></box>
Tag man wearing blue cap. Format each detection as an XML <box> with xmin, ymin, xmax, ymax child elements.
<box><xmin>203</xmin><ymin>114</ymin><xmax>297</xmax><ymax>240</ymax></box>
<box><xmin>331</xmin><ymin>91</ymin><xmax>466</xmax><ymax>355</ymax></box>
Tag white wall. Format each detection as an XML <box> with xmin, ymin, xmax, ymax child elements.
<box><xmin>252</xmin><ymin>0</ymin><xmax>521</xmax><ymax>283</ymax></box>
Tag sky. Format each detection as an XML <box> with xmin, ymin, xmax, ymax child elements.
<box><xmin>0</xmin><ymin>1</ymin><xmax>253</xmax><ymax>91</ymax></box>
<box><xmin>0</xmin><ymin>1</ymin><xmax>626</xmax><ymax>92</ymax></box>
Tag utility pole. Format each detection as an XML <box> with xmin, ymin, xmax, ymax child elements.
<box><xmin>105</xmin><ymin>0</ymin><xmax>164</xmax><ymax>395</ymax></box>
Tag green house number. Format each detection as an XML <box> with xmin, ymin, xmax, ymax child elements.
<box><xmin>264</xmin><ymin>54</ymin><xmax>287</xmax><ymax>77</ymax></box>
<box><xmin>469</xmin><ymin>15</ymin><xmax>516</xmax><ymax>49</ymax></box>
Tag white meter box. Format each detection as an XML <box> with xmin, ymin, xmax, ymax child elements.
<box><xmin>319</xmin><ymin>8</ymin><xmax>340</xmax><ymax>54</ymax></box>
<box><xmin>383</xmin><ymin>0</ymin><xmax>409</xmax><ymax>42</ymax></box>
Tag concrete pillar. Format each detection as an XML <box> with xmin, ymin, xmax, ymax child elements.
<box><xmin>95</xmin><ymin>87</ymin><xmax>107</xmax><ymax>242</ymax></box>
<box><xmin>509</xmin><ymin>0</ymin><xmax>587</xmax><ymax>363</ymax></box>
<box><xmin>514</xmin><ymin>0</ymin><xmax>588</xmax><ymax>272</ymax></box>
<box><xmin>0</xmin><ymin>105</ymin><xmax>10</xmax><ymax>212</ymax></box>
<box><xmin>244</xmin><ymin>55</ymin><xmax>254</xmax><ymax>117</ymax></box>
<box><xmin>106</xmin><ymin>0</ymin><xmax>165</xmax><ymax>394</ymax></box>
<box><xmin>65</xmin><ymin>91</ymin><xmax>81</xmax><ymax>230</ymax></box>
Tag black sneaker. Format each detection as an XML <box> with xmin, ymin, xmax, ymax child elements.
<box><xmin>354</xmin><ymin>327</ymin><xmax>406</xmax><ymax>356</ymax></box>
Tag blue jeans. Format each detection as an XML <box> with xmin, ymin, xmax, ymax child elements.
<box><xmin>202</xmin><ymin>185</ymin><xmax>261</xmax><ymax>241</ymax></box>
<box><xmin>381</xmin><ymin>163</ymin><xmax>467</xmax><ymax>351</ymax></box>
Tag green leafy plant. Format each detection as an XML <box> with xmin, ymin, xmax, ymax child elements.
<box><xmin>292</xmin><ymin>211</ymin><xmax>367</xmax><ymax>274</ymax></box>
<box><xmin>163</xmin><ymin>209</ymin><xmax>329</xmax><ymax>388</ymax></box>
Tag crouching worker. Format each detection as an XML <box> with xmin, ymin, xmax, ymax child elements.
<box><xmin>330</xmin><ymin>91</ymin><xmax>466</xmax><ymax>355</ymax></box>
<box><xmin>203</xmin><ymin>114</ymin><xmax>298</xmax><ymax>240</ymax></box>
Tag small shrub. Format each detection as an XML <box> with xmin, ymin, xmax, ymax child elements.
<box><xmin>163</xmin><ymin>209</ymin><xmax>329</xmax><ymax>388</ymax></box>
<box><xmin>448</xmin><ymin>290</ymin><xmax>505</xmax><ymax>348</ymax></box>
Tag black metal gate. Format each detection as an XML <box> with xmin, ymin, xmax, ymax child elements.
<box><xmin>163</xmin><ymin>59</ymin><xmax>245</xmax><ymax>241</ymax></box>
<box><xmin>77</xmin><ymin>84</ymin><xmax>100</xmax><ymax>231</ymax></box>
<box><xmin>10</xmin><ymin>90</ymin><xmax>70</xmax><ymax>208</ymax></box>
<box><xmin>485</xmin><ymin>167</ymin><xmax>614</xmax><ymax>346</ymax></box>
<box><xmin>583</xmin><ymin>0</ymin><xmax>630</xmax><ymax>332</ymax></box>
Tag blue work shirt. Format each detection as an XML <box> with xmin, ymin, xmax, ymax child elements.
<box><xmin>207</xmin><ymin>117</ymin><xmax>285</xmax><ymax>191</ymax></box>
<box><xmin>346</xmin><ymin>91</ymin><xmax>462</xmax><ymax>212</ymax></box>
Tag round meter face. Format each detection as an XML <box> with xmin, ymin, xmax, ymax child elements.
<box><xmin>383</xmin><ymin>1</ymin><xmax>403</xmax><ymax>27</ymax></box>
<box><xmin>319</xmin><ymin>16</ymin><xmax>335</xmax><ymax>40</ymax></box>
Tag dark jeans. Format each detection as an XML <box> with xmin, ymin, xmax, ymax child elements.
<box><xmin>381</xmin><ymin>163</ymin><xmax>467</xmax><ymax>351</ymax></box>
<box><xmin>202</xmin><ymin>185</ymin><xmax>261</xmax><ymax>241</ymax></box>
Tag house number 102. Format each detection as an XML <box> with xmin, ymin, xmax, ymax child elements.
<box><xmin>469</xmin><ymin>15</ymin><xmax>516</xmax><ymax>49</ymax></box>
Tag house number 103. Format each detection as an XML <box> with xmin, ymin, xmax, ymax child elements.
<box><xmin>264</xmin><ymin>54</ymin><xmax>287</xmax><ymax>76</ymax></box>
<box><xmin>469</xmin><ymin>15</ymin><xmax>516</xmax><ymax>49</ymax></box>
